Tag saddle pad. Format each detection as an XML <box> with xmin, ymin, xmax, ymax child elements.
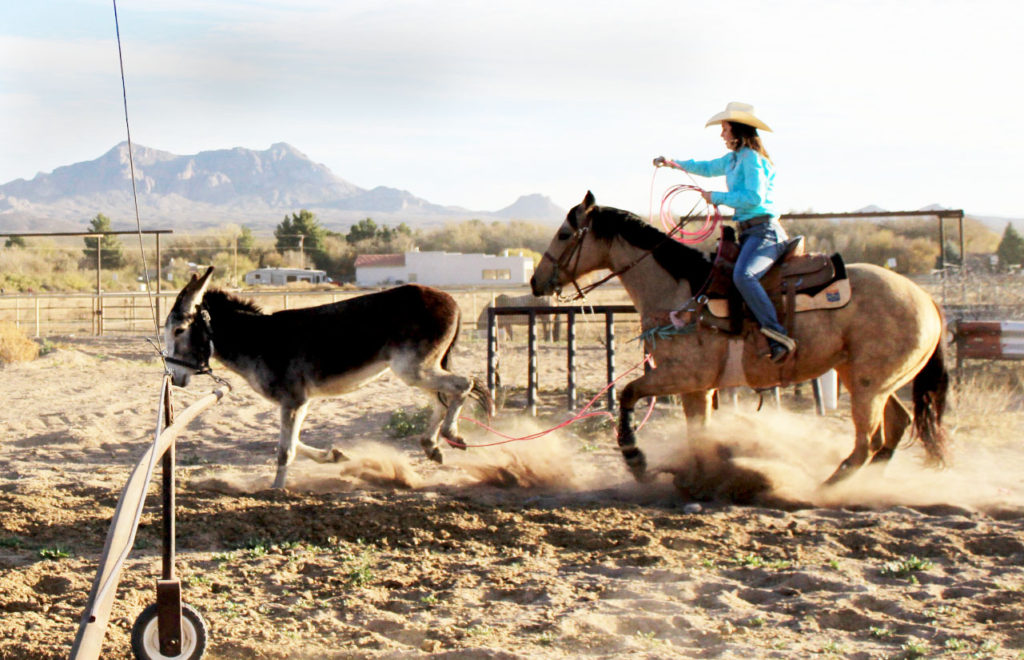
<box><xmin>706</xmin><ymin>277</ymin><xmax>852</xmax><ymax>318</ymax></box>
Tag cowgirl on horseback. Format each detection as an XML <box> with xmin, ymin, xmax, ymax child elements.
<box><xmin>653</xmin><ymin>101</ymin><xmax>796</xmax><ymax>363</ymax></box>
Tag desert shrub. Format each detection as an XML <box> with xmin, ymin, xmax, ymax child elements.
<box><xmin>0</xmin><ymin>322</ymin><xmax>40</xmax><ymax>364</ymax></box>
<box><xmin>383</xmin><ymin>406</ymin><xmax>433</xmax><ymax>438</ymax></box>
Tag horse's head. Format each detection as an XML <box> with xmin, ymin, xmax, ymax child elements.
<box><xmin>164</xmin><ymin>266</ymin><xmax>215</xmax><ymax>387</ymax></box>
<box><xmin>531</xmin><ymin>191</ymin><xmax>609</xmax><ymax>297</ymax></box>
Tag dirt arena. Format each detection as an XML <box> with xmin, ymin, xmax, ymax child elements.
<box><xmin>2</xmin><ymin>329</ymin><xmax>1023</xmax><ymax>659</ymax></box>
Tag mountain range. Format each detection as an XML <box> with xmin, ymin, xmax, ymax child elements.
<box><xmin>2</xmin><ymin>143</ymin><xmax>1020</xmax><ymax>236</ymax></box>
<box><xmin>0</xmin><ymin>142</ymin><xmax>567</xmax><ymax>233</ymax></box>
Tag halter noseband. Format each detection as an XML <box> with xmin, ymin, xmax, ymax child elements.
<box><xmin>163</xmin><ymin>304</ymin><xmax>215</xmax><ymax>376</ymax></box>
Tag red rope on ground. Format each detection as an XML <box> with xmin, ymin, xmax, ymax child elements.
<box><xmin>450</xmin><ymin>354</ymin><xmax>658</xmax><ymax>448</ymax></box>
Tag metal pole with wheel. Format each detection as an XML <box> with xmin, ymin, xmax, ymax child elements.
<box><xmin>70</xmin><ymin>377</ymin><xmax>227</xmax><ymax>660</ymax></box>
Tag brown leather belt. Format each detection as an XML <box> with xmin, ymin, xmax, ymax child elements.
<box><xmin>736</xmin><ymin>215</ymin><xmax>772</xmax><ymax>230</ymax></box>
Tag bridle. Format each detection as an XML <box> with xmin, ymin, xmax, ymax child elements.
<box><xmin>539</xmin><ymin>224</ymin><xmax>591</xmax><ymax>302</ymax></box>
<box><xmin>540</xmin><ymin>207</ymin><xmax>704</xmax><ymax>302</ymax></box>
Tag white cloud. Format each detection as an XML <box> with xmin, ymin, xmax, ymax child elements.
<box><xmin>2</xmin><ymin>0</ymin><xmax>1023</xmax><ymax>217</ymax></box>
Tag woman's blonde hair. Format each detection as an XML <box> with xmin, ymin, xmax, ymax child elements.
<box><xmin>727</xmin><ymin>121</ymin><xmax>772</xmax><ymax>163</ymax></box>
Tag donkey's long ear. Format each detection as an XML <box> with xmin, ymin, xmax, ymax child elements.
<box><xmin>171</xmin><ymin>266</ymin><xmax>215</xmax><ymax>317</ymax></box>
<box><xmin>574</xmin><ymin>190</ymin><xmax>597</xmax><ymax>228</ymax></box>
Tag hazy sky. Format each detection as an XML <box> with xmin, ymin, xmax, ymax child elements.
<box><xmin>1</xmin><ymin>0</ymin><xmax>1021</xmax><ymax>219</ymax></box>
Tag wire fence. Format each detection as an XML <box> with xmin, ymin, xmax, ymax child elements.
<box><xmin>0</xmin><ymin>287</ymin><xmax>639</xmax><ymax>340</ymax></box>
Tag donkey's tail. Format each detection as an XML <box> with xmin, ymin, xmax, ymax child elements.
<box><xmin>440</xmin><ymin>311</ymin><xmax>495</xmax><ymax>419</ymax></box>
<box><xmin>912</xmin><ymin>339</ymin><xmax>950</xmax><ymax>467</ymax></box>
<box><xmin>469</xmin><ymin>378</ymin><xmax>495</xmax><ymax>419</ymax></box>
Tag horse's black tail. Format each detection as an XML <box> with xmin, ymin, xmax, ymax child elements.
<box><xmin>912</xmin><ymin>339</ymin><xmax>950</xmax><ymax>467</ymax></box>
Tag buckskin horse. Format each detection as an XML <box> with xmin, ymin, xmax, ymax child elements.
<box><xmin>531</xmin><ymin>192</ymin><xmax>949</xmax><ymax>486</ymax></box>
<box><xmin>164</xmin><ymin>267</ymin><xmax>493</xmax><ymax>489</ymax></box>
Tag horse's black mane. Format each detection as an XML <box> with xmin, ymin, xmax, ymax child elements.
<box><xmin>204</xmin><ymin>288</ymin><xmax>264</xmax><ymax>315</ymax></box>
<box><xmin>585</xmin><ymin>205</ymin><xmax>713</xmax><ymax>289</ymax></box>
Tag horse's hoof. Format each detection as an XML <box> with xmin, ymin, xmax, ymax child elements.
<box><xmin>329</xmin><ymin>448</ymin><xmax>349</xmax><ymax>463</ymax></box>
<box><xmin>451</xmin><ymin>436</ymin><xmax>468</xmax><ymax>451</ymax></box>
<box><xmin>628</xmin><ymin>460</ymin><xmax>652</xmax><ymax>483</ymax></box>
<box><xmin>427</xmin><ymin>448</ymin><xmax>444</xmax><ymax>464</ymax></box>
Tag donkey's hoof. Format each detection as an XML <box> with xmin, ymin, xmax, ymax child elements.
<box><xmin>450</xmin><ymin>436</ymin><xmax>469</xmax><ymax>451</ymax></box>
<box><xmin>328</xmin><ymin>448</ymin><xmax>350</xmax><ymax>463</ymax></box>
<box><xmin>427</xmin><ymin>448</ymin><xmax>444</xmax><ymax>464</ymax></box>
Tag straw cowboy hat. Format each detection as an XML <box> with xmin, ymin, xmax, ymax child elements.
<box><xmin>705</xmin><ymin>101</ymin><xmax>772</xmax><ymax>132</ymax></box>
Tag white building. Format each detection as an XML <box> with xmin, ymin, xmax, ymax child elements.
<box><xmin>354</xmin><ymin>251</ymin><xmax>534</xmax><ymax>287</ymax></box>
<box><xmin>244</xmin><ymin>267</ymin><xmax>330</xmax><ymax>286</ymax></box>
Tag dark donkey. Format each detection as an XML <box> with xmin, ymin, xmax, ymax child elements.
<box><xmin>164</xmin><ymin>267</ymin><xmax>493</xmax><ymax>489</ymax></box>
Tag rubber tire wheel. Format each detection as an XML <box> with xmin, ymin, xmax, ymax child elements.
<box><xmin>130</xmin><ymin>602</ymin><xmax>208</xmax><ymax>660</ymax></box>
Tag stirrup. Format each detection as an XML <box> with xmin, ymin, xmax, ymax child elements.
<box><xmin>760</xmin><ymin>327</ymin><xmax>796</xmax><ymax>351</ymax></box>
<box><xmin>768</xmin><ymin>342</ymin><xmax>791</xmax><ymax>364</ymax></box>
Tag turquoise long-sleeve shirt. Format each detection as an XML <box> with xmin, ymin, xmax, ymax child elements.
<box><xmin>672</xmin><ymin>148</ymin><xmax>776</xmax><ymax>222</ymax></box>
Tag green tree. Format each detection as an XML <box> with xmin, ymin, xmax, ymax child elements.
<box><xmin>237</xmin><ymin>225</ymin><xmax>256</xmax><ymax>255</ymax></box>
<box><xmin>996</xmin><ymin>223</ymin><xmax>1024</xmax><ymax>270</ymax></box>
<box><xmin>275</xmin><ymin>210</ymin><xmax>327</xmax><ymax>256</ymax></box>
<box><xmin>346</xmin><ymin>218</ymin><xmax>381</xmax><ymax>244</ymax></box>
<box><xmin>82</xmin><ymin>214</ymin><xmax>125</xmax><ymax>269</ymax></box>
<box><xmin>4</xmin><ymin>236</ymin><xmax>26</xmax><ymax>248</ymax></box>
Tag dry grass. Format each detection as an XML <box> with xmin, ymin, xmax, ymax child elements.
<box><xmin>0</xmin><ymin>322</ymin><xmax>39</xmax><ymax>364</ymax></box>
<box><xmin>950</xmin><ymin>365</ymin><xmax>1024</xmax><ymax>440</ymax></box>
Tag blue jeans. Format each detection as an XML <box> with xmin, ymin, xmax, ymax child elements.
<box><xmin>733</xmin><ymin>220</ymin><xmax>788</xmax><ymax>335</ymax></box>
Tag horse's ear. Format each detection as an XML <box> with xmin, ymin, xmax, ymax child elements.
<box><xmin>574</xmin><ymin>191</ymin><xmax>596</xmax><ymax>228</ymax></box>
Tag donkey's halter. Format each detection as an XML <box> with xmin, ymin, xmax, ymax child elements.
<box><xmin>161</xmin><ymin>303</ymin><xmax>228</xmax><ymax>386</ymax></box>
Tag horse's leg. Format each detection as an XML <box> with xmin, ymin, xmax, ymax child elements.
<box><xmin>868</xmin><ymin>395</ymin><xmax>912</xmax><ymax>466</ymax></box>
<box><xmin>824</xmin><ymin>372</ymin><xmax>886</xmax><ymax>485</ymax></box>
<box><xmin>680</xmin><ymin>390</ymin><xmax>714</xmax><ymax>435</ymax></box>
<box><xmin>618</xmin><ymin>369</ymin><xmax>680</xmax><ymax>481</ymax></box>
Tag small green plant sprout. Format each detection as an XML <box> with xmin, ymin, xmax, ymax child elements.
<box><xmin>383</xmin><ymin>405</ymin><xmax>433</xmax><ymax>438</ymax></box>
<box><xmin>826</xmin><ymin>558</ymin><xmax>840</xmax><ymax>570</ymax></box>
<box><xmin>900</xmin><ymin>637</ymin><xmax>929</xmax><ymax>658</ymax></box>
<box><xmin>924</xmin><ymin>604</ymin><xmax>954</xmax><ymax>621</ymax></box>
<box><xmin>730</xmin><ymin>553</ymin><xmax>792</xmax><ymax>570</ymax></box>
<box><xmin>345</xmin><ymin>547</ymin><xmax>376</xmax><ymax>587</ymax></box>
<box><xmin>419</xmin><ymin>593</ymin><xmax>438</xmax><ymax>606</ymax></box>
<box><xmin>537</xmin><ymin>631</ymin><xmax>557</xmax><ymax>646</ymax></box>
<box><xmin>943</xmin><ymin>637</ymin><xmax>969</xmax><ymax>652</ymax></box>
<box><xmin>879</xmin><ymin>555</ymin><xmax>933</xmax><ymax>580</ymax></box>
<box><xmin>868</xmin><ymin>625</ymin><xmax>893</xmax><ymax>638</ymax></box>
<box><xmin>38</xmin><ymin>545</ymin><xmax>71</xmax><ymax>560</ymax></box>
<box><xmin>820</xmin><ymin>639</ymin><xmax>844</xmax><ymax>655</ymax></box>
<box><xmin>0</xmin><ymin>536</ymin><xmax>25</xmax><ymax>548</ymax></box>
<box><xmin>182</xmin><ymin>574</ymin><xmax>211</xmax><ymax>587</ymax></box>
<box><xmin>467</xmin><ymin>624</ymin><xmax>492</xmax><ymax>638</ymax></box>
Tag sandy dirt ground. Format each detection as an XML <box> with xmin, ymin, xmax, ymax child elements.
<box><xmin>2</xmin><ymin>328</ymin><xmax>1024</xmax><ymax>659</ymax></box>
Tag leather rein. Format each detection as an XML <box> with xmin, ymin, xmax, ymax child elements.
<box><xmin>540</xmin><ymin>212</ymin><xmax>701</xmax><ymax>303</ymax></box>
